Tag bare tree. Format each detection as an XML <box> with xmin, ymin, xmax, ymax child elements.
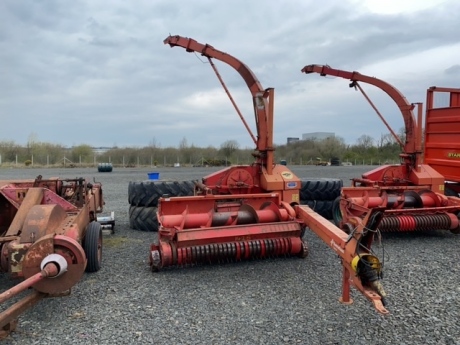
<box><xmin>356</xmin><ymin>135</ymin><xmax>374</xmax><ymax>149</ymax></box>
<box><xmin>149</xmin><ymin>137</ymin><xmax>159</xmax><ymax>148</ymax></box>
<box><xmin>179</xmin><ymin>137</ymin><xmax>188</xmax><ymax>150</ymax></box>
<box><xmin>220</xmin><ymin>140</ymin><xmax>240</xmax><ymax>159</ymax></box>
<box><xmin>378</xmin><ymin>133</ymin><xmax>397</xmax><ymax>148</ymax></box>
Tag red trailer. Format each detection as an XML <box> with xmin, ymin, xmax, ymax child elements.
<box><xmin>423</xmin><ymin>87</ymin><xmax>460</xmax><ymax>196</ymax></box>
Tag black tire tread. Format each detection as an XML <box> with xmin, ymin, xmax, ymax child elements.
<box><xmin>300</xmin><ymin>178</ymin><xmax>343</xmax><ymax>201</ymax></box>
<box><xmin>129</xmin><ymin>205</ymin><xmax>159</xmax><ymax>232</ymax></box>
<box><xmin>128</xmin><ymin>180</ymin><xmax>195</xmax><ymax>207</ymax></box>
<box><xmin>84</xmin><ymin>222</ymin><xmax>102</xmax><ymax>273</ymax></box>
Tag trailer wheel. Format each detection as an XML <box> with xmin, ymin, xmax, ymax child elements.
<box><xmin>332</xmin><ymin>197</ymin><xmax>343</xmax><ymax>226</ymax></box>
<box><xmin>84</xmin><ymin>222</ymin><xmax>102</xmax><ymax>273</ymax></box>
<box><xmin>128</xmin><ymin>180</ymin><xmax>195</xmax><ymax>207</ymax></box>
<box><xmin>300</xmin><ymin>178</ymin><xmax>343</xmax><ymax>201</ymax></box>
<box><xmin>129</xmin><ymin>205</ymin><xmax>158</xmax><ymax>231</ymax></box>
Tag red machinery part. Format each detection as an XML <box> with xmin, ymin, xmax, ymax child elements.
<box><xmin>301</xmin><ymin>64</ymin><xmax>418</xmax><ymax>157</ymax></box>
<box><xmin>423</xmin><ymin>87</ymin><xmax>460</xmax><ymax>183</ymax></box>
<box><xmin>0</xmin><ymin>176</ymin><xmax>104</xmax><ymax>337</ymax></box>
<box><xmin>160</xmin><ymin>36</ymin><xmax>388</xmax><ymax>314</ymax></box>
<box><xmin>164</xmin><ymin>35</ymin><xmax>301</xmax><ymax>204</ymax></box>
<box><xmin>21</xmin><ymin>234</ymin><xmax>86</xmax><ymax>294</ymax></box>
<box><xmin>151</xmin><ymin>236</ymin><xmax>304</xmax><ymax>268</ymax></box>
<box><xmin>150</xmin><ymin>192</ymin><xmax>387</xmax><ymax>314</ymax></box>
<box><xmin>295</xmin><ymin>205</ymin><xmax>388</xmax><ymax>314</ymax></box>
<box><xmin>336</xmin><ymin>186</ymin><xmax>460</xmax><ymax>233</ymax></box>
<box><xmin>0</xmin><ymin>234</ymin><xmax>87</xmax><ymax>336</ymax></box>
<box><xmin>302</xmin><ymin>64</ymin><xmax>460</xmax><ymax>234</ymax></box>
<box><xmin>0</xmin><ymin>262</ymin><xmax>59</xmax><ymax>305</ymax></box>
<box><xmin>161</xmin><ymin>34</ymin><xmax>304</xmax><ymax>263</ymax></box>
<box><xmin>150</xmin><ymin>193</ymin><xmax>307</xmax><ymax>270</ymax></box>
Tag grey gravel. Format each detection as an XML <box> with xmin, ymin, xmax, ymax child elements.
<box><xmin>1</xmin><ymin>166</ymin><xmax>460</xmax><ymax>345</ymax></box>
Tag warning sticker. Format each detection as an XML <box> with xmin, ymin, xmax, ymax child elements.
<box><xmin>281</xmin><ymin>172</ymin><xmax>293</xmax><ymax>179</ymax></box>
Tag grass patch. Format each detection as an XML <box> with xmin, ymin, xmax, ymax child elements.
<box><xmin>103</xmin><ymin>236</ymin><xmax>142</xmax><ymax>248</ymax></box>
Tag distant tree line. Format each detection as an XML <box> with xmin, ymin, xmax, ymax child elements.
<box><xmin>0</xmin><ymin>131</ymin><xmax>406</xmax><ymax>168</ymax></box>
<box><xmin>277</xmin><ymin>131</ymin><xmax>405</xmax><ymax>166</ymax></box>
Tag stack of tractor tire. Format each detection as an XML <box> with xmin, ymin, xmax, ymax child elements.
<box><xmin>128</xmin><ymin>178</ymin><xmax>342</xmax><ymax>231</ymax></box>
<box><xmin>128</xmin><ymin>180</ymin><xmax>195</xmax><ymax>231</ymax></box>
<box><xmin>299</xmin><ymin>178</ymin><xmax>343</xmax><ymax>220</ymax></box>
<box><xmin>98</xmin><ymin>163</ymin><xmax>113</xmax><ymax>172</ymax></box>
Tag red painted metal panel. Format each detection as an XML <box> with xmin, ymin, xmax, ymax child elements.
<box><xmin>424</xmin><ymin>88</ymin><xmax>460</xmax><ymax>182</ymax></box>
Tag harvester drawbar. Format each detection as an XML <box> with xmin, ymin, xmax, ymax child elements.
<box><xmin>0</xmin><ymin>175</ymin><xmax>108</xmax><ymax>337</ymax></box>
<box><xmin>302</xmin><ymin>65</ymin><xmax>460</xmax><ymax>234</ymax></box>
<box><xmin>154</xmin><ymin>35</ymin><xmax>389</xmax><ymax>314</ymax></box>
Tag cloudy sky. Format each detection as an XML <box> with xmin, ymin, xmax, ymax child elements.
<box><xmin>1</xmin><ymin>0</ymin><xmax>459</xmax><ymax>149</ymax></box>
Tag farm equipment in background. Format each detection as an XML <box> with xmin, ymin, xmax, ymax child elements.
<box><xmin>0</xmin><ymin>175</ymin><xmax>107</xmax><ymax>338</ymax></box>
<box><xmin>315</xmin><ymin>157</ymin><xmax>330</xmax><ymax>166</ymax></box>
<box><xmin>141</xmin><ymin>35</ymin><xmax>390</xmax><ymax>315</ymax></box>
<box><xmin>302</xmin><ymin>65</ymin><xmax>460</xmax><ymax>234</ymax></box>
<box><xmin>330</xmin><ymin>157</ymin><xmax>341</xmax><ymax>166</ymax></box>
<box><xmin>423</xmin><ymin>87</ymin><xmax>460</xmax><ymax>196</ymax></box>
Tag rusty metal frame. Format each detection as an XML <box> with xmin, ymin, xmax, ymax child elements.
<box><xmin>0</xmin><ymin>176</ymin><xmax>105</xmax><ymax>337</ymax></box>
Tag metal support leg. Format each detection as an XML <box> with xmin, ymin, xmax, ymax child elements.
<box><xmin>339</xmin><ymin>266</ymin><xmax>353</xmax><ymax>305</ymax></box>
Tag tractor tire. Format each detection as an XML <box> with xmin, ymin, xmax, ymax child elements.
<box><xmin>129</xmin><ymin>205</ymin><xmax>159</xmax><ymax>232</ymax></box>
<box><xmin>332</xmin><ymin>196</ymin><xmax>343</xmax><ymax>226</ymax></box>
<box><xmin>180</xmin><ymin>180</ymin><xmax>196</xmax><ymax>196</ymax></box>
<box><xmin>83</xmin><ymin>221</ymin><xmax>103</xmax><ymax>273</ymax></box>
<box><xmin>128</xmin><ymin>180</ymin><xmax>195</xmax><ymax>207</ymax></box>
<box><xmin>97</xmin><ymin>163</ymin><xmax>113</xmax><ymax>172</ymax></box>
<box><xmin>300</xmin><ymin>200</ymin><xmax>334</xmax><ymax>220</ymax></box>
<box><xmin>300</xmin><ymin>178</ymin><xmax>343</xmax><ymax>201</ymax></box>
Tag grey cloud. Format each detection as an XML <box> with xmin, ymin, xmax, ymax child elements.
<box><xmin>445</xmin><ymin>64</ymin><xmax>460</xmax><ymax>75</ymax></box>
<box><xmin>1</xmin><ymin>0</ymin><xmax>458</xmax><ymax>148</ymax></box>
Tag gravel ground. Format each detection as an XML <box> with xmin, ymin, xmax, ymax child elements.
<box><xmin>1</xmin><ymin>165</ymin><xmax>460</xmax><ymax>345</ymax></box>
